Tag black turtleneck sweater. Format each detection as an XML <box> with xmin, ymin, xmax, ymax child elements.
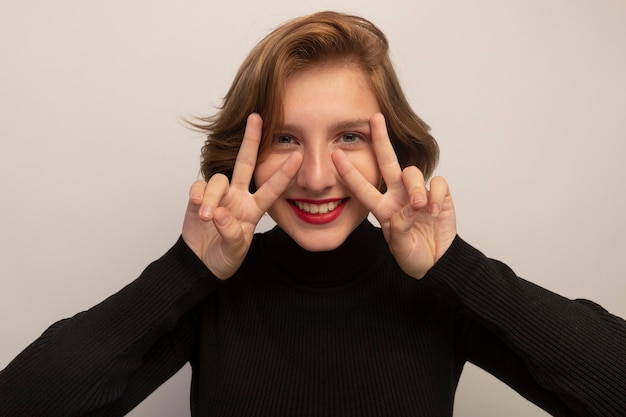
<box><xmin>1</xmin><ymin>221</ymin><xmax>625</xmax><ymax>416</ymax></box>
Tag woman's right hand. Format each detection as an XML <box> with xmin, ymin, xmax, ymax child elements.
<box><xmin>182</xmin><ymin>113</ymin><xmax>303</xmax><ymax>279</ymax></box>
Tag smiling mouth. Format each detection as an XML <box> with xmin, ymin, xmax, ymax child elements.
<box><xmin>290</xmin><ymin>199</ymin><xmax>346</xmax><ymax>214</ymax></box>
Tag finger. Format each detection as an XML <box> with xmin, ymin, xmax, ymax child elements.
<box><xmin>332</xmin><ymin>148</ymin><xmax>382</xmax><ymax>213</ymax></box>
<box><xmin>391</xmin><ymin>201</ymin><xmax>421</xmax><ymax>233</ymax></box>
<box><xmin>370</xmin><ymin>113</ymin><xmax>403</xmax><ymax>191</ymax></box>
<box><xmin>231</xmin><ymin>113</ymin><xmax>263</xmax><ymax>190</ymax></box>
<box><xmin>189</xmin><ymin>180</ymin><xmax>207</xmax><ymax>206</ymax></box>
<box><xmin>253</xmin><ymin>151</ymin><xmax>303</xmax><ymax>213</ymax></box>
<box><xmin>427</xmin><ymin>176</ymin><xmax>451</xmax><ymax>217</ymax></box>
<box><xmin>212</xmin><ymin>207</ymin><xmax>241</xmax><ymax>241</ymax></box>
<box><xmin>199</xmin><ymin>174</ymin><xmax>230</xmax><ymax>220</ymax></box>
<box><xmin>212</xmin><ymin>207</ymin><xmax>247</xmax><ymax>265</ymax></box>
<box><xmin>401</xmin><ymin>166</ymin><xmax>428</xmax><ymax>209</ymax></box>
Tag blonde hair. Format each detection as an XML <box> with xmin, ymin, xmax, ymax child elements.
<box><xmin>194</xmin><ymin>11</ymin><xmax>439</xmax><ymax>183</ymax></box>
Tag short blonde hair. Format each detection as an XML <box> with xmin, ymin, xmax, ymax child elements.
<box><xmin>195</xmin><ymin>11</ymin><xmax>439</xmax><ymax>183</ymax></box>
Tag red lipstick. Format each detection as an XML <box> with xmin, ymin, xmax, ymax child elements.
<box><xmin>288</xmin><ymin>198</ymin><xmax>347</xmax><ymax>224</ymax></box>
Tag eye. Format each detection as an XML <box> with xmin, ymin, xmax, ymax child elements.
<box><xmin>342</xmin><ymin>133</ymin><xmax>358</xmax><ymax>142</ymax></box>
<box><xmin>337</xmin><ymin>132</ymin><xmax>366</xmax><ymax>145</ymax></box>
<box><xmin>275</xmin><ymin>135</ymin><xmax>296</xmax><ymax>145</ymax></box>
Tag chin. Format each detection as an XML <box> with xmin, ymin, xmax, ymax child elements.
<box><xmin>268</xmin><ymin>207</ymin><xmax>368</xmax><ymax>252</ymax></box>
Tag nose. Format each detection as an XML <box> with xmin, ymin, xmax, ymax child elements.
<box><xmin>296</xmin><ymin>143</ymin><xmax>337</xmax><ymax>192</ymax></box>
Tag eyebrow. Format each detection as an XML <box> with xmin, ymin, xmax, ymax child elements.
<box><xmin>279</xmin><ymin>118</ymin><xmax>371</xmax><ymax>134</ymax></box>
<box><xmin>329</xmin><ymin>119</ymin><xmax>371</xmax><ymax>132</ymax></box>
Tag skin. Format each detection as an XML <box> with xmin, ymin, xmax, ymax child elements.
<box><xmin>182</xmin><ymin>63</ymin><xmax>457</xmax><ymax>280</ymax></box>
<box><xmin>253</xmin><ymin>64</ymin><xmax>381</xmax><ymax>252</ymax></box>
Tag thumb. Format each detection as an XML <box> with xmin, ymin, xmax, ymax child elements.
<box><xmin>212</xmin><ymin>207</ymin><xmax>248</xmax><ymax>276</ymax></box>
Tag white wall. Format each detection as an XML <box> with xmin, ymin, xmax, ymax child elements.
<box><xmin>1</xmin><ymin>1</ymin><xmax>625</xmax><ymax>416</ymax></box>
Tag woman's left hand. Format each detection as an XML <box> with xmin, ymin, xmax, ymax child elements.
<box><xmin>332</xmin><ymin>113</ymin><xmax>457</xmax><ymax>279</ymax></box>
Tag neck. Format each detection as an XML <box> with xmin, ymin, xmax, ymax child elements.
<box><xmin>261</xmin><ymin>219</ymin><xmax>385</xmax><ymax>289</ymax></box>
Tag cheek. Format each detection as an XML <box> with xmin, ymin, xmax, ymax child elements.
<box><xmin>347</xmin><ymin>150</ymin><xmax>381</xmax><ymax>186</ymax></box>
<box><xmin>253</xmin><ymin>155</ymin><xmax>286</xmax><ymax>188</ymax></box>
<box><xmin>252</xmin><ymin>163</ymin><xmax>270</xmax><ymax>188</ymax></box>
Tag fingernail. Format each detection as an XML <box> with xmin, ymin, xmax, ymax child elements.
<box><xmin>430</xmin><ymin>203</ymin><xmax>441</xmax><ymax>217</ymax></box>
<box><xmin>200</xmin><ymin>205</ymin><xmax>213</xmax><ymax>219</ymax></box>
<box><xmin>218</xmin><ymin>214</ymin><xmax>230</xmax><ymax>226</ymax></box>
<box><xmin>402</xmin><ymin>205</ymin><xmax>415</xmax><ymax>219</ymax></box>
<box><xmin>412</xmin><ymin>193</ymin><xmax>426</xmax><ymax>206</ymax></box>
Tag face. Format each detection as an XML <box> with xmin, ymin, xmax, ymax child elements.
<box><xmin>254</xmin><ymin>63</ymin><xmax>382</xmax><ymax>251</ymax></box>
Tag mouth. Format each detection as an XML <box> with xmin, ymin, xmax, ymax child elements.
<box><xmin>288</xmin><ymin>198</ymin><xmax>347</xmax><ymax>224</ymax></box>
<box><xmin>292</xmin><ymin>199</ymin><xmax>344</xmax><ymax>214</ymax></box>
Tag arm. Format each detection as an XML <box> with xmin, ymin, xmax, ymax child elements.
<box><xmin>0</xmin><ymin>113</ymin><xmax>300</xmax><ymax>417</ymax></box>
<box><xmin>334</xmin><ymin>113</ymin><xmax>626</xmax><ymax>415</ymax></box>
<box><xmin>426</xmin><ymin>236</ymin><xmax>626</xmax><ymax>416</ymax></box>
<box><xmin>0</xmin><ymin>237</ymin><xmax>219</xmax><ymax>417</ymax></box>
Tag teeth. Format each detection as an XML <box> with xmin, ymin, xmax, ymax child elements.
<box><xmin>295</xmin><ymin>200</ymin><xmax>341</xmax><ymax>214</ymax></box>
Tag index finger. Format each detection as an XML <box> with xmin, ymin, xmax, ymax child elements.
<box><xmin>370</xmin><ymin>113</ymin><xmax>404</xmax><ymax>192</ymax></box>
<box><xmin>231</xmin><ymin>113</ymin><xmax>263</xmax><ymax>190</ymax></box>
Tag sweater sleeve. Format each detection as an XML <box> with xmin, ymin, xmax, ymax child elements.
<box><xmin>423</xmin><ymin>236</ymin><xmax>626</xmax><ymax>417</ymax></box>
<box><xmin>0</xmin><ymin>236</ymin><xmax>222</xmax><ymax>417</ymax></box>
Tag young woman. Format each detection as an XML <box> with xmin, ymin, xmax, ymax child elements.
<box><xmin>1</xmin><ymin>11</ymin><xmax>625</xmax><ymax>417</ymax></box>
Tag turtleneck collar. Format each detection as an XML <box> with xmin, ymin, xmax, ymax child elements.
<box><xmin>259</xmin><ymin>219</ymin><xmax>386</xmax><ymax>289</ymax></box>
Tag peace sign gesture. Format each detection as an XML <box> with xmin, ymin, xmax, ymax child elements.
<box><xmin>182</xmin><ymin>114</ymin><xmax>303</xmax><ymax>279</ymax></box>
<box><xmin>332</xmin><ymin>113</ymin><xmax>457</xmax><ymax>279</ymax></box>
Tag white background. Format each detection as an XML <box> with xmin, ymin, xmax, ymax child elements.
<box><xmin>1</xmin><ymin>1</ymin><xmax>625</xmax><ymax>416</ymax></box>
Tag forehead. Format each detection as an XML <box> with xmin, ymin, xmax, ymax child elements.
<box><xmin>285</xmin><ymin>61</ymin><xmax>372</xmax><ymax>94</ymax></box>
<box><xmin>281</xmin><ymin>64</ymin><xmax>380</xmax><ymax>129</ymax></box>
